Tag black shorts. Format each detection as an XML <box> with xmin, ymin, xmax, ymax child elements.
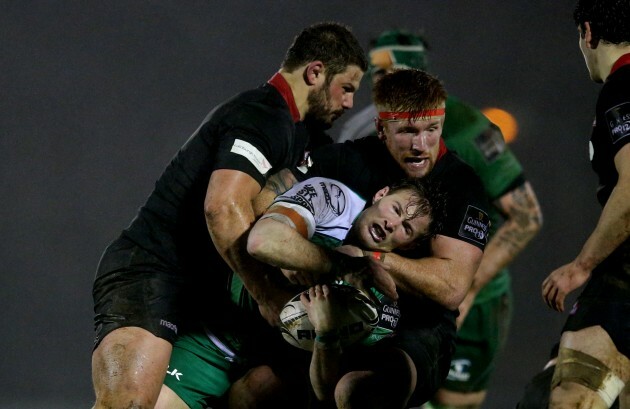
<box><xmin>394</xmin><ymin>318</ymin><xmax>457</xmax><ymax>406</ymax></box>
<box><xmin>92</xmin><ymin>236</ymin><xmax>185</xmax><ymax>349</ymax></box>
<box><xmin>562</xmin><ymin>296</ymin><xmax>630</xmax><ymax>357</ymax></box>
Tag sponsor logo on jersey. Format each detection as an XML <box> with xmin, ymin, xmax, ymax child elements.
<box><xmin>320</xmin><ymin>181</ymin><xmax>346</xmax><ymax>215</ymax></box>
<box><xmin>230</xmin><ymin>139</ymin><xmax>272</xmax><ymax>175</ymax></box>
<box><xmin>474</xmin><ymin>123</ymin><xmax>506</xmax><ymax>163</ymax></box>
<box><xmin>290</xmin><ymin>183</ymin><xmax>318</xmax><ymax>214</ymax></box>
<box><xmin>458</xmin><ymin>206</ymin><xmax>490</xmax><ymax>245</ymax></box>
<box><xmin>605</xmin><ymin>102</ymin><xmax>630</xmax><ymax>144</ymax></box>
<box><xmin>378</xmin><ymin>301</ymin><xmax>401</xmax><ymax>330</ymax></box>
<box><xmin>447</xmin><ymin>359</ymin><xmax>472</xmax><ymax>382</ymax></box>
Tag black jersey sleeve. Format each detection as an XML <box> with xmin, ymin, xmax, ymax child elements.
<box><xmin>600</xmin><ymin>76</ymin><xmax>630</xmax><ymax>156</ymax></box>
<box><xmin>213</xmin><ymin>102</ymin><xmax>294</xmax><ymax>187</ymax></box>
<box><xmin>200</xmin><ymin>84</ymin><xmax>307</xmax><ymax>189</ymax></box>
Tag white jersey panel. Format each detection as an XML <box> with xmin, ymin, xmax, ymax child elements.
<box><xmin>273</xmin><ymin>177</ymin><xmax>366</xmax><ymax>242</ymax></box>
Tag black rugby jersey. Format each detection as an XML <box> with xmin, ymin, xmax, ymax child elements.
<box><xmin>121</xmin><ymin>75</ymin><xmax>309</xmax><ymax>280</ymax></box>
<box><xmin>583</xmin><ymin>55</ymin><xmax>630</xmax><ymax>300</ymax></box>
<box><xmin>299</xmin><ymin>135</ymin><xmax>490</xmax><ymax>251</ymax></box>
<box><xmin>295</xmin><ymin>135</ymin><xmax>491</xmax><ymax>327</ymax></box>
<box><xmin>591</xmin><ymin>58</ymin><xmax>630</xmax><ymax>205</ymax></box>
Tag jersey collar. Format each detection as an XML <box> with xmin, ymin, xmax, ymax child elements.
<box><xmin>268</xmin><ymin>73</ymin><xmax>301</xmax><ymax>123</ymax></box>
<box><xmin>609</xmin><ymin>53</ymin><xmax>630</xmax><ymax>77</ymax></box>
<box><xmin>437</xmin><ymin>138</ymin><xmax>448</xmax><ymax>161</ymax></box>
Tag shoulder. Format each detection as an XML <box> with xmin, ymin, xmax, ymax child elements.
<box><xmin>276</xmin><ymin>177</ymin><xmax>366</xmax><ymax>221</ymax></box>
<box><xmin>598</xmin><ymin>69</ymin><xmax>630</xmax><ymax>146</ymax></box>
<box><xmin>224</xmin><ymin>84</ymin><xmax>293</xmax><ymax>123</ymax></box>
<box><xmin>434</xmin><ymin>151</ymin><xmax>483</xmax><ymax>182</ymax></box>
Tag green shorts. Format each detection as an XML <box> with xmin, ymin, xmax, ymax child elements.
<box><xmin>164</xmin><ymin>319</ymin><xmax>306</xmax><ymax>409</ymax></box>
<box><xmin>441</xmin><ymin>291</ymin><xmax>512</xmax><ymax>392</ymax></box>
<box><xmin>163</xmin><ymin>324</ymin><xmax>245</xmax><ymax>409</ymax></box>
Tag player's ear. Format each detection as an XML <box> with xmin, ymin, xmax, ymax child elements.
<box><xmin>375</xmin><ymin>118</ymin><xmax>386</xmax><ymax>140</ymax></box>
<box><xmin>583</xmin><ymin>21</ymin><xmax>599</xmax><ymax>49</ymax></box>
<box><xmin>372</xmin><ymin>186</ymin><xmax>390</xmax><ymax>203</ymax></box>
<box><xmin>304</xmin><ymin>61</ymin><xmax>325</xmax><ymax>86</ymax></box>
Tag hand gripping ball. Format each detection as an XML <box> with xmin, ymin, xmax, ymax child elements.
<box><xmin>279</xmin><ymin>284</ymin><xmax>379</xmax><ymax>351</ymax></box>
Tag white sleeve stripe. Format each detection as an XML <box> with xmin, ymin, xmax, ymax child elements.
<box><xmin>230</xmin><ymin>139</ymin><xmax>272</xmax><ymax>175</ymax></box>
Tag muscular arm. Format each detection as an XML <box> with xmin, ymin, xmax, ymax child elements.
<box><xmin>470</xmin><ymin>181</ymin><xmax>543</xmax><ymax>295</ymax></box>
<box><xmin>205</xmin><ymin>169</ymin><xmax>291</xmax><ymax>325</ymax></box>
<box><xmin>247</xmin><ymin>212</ymin><xmax>333</xmax><ymax>277</ymax></box>
<box><xmin>252</xmin><ymin>168</ymin><xmax>298</xmax><ymax>215</ymax></box>
<box><xmin>543</xmin><ymin>144</ymin><xmax>630</xmax><ymax>311</ymax></box>
<box><xmin>575</xmin><ymin>144</ymin><xmax>630</xmax><ymax>269</ymax></box>
<box><xmin>310</xmin><ymin>341</ymin><xmax>342</xmax><ymax>402</ymax></box>
<box><xmin>248</xmin><ymin>206</ymin><xmax>396</xmax><ymax>297</ymax></box>
<box><xmin>379</xmin><ymin>235</ymin><xmax>483</xmax><ymax>310</ymax></box>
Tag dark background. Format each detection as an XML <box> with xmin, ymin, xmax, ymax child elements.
<box><xmin>1</xmin><ymin>1</ymin><xmax>602</xmax><ymax>407</ymax></box>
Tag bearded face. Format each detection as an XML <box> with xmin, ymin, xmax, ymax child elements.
<box><xmin>305</xmin><ymin>81</ymin><xmax>340</xmax><ymax>130</ymax></box>
<box><xmin>304</xmin><ymin>65</ymin><xmax>363</xmax><ymax>129</ymax></box>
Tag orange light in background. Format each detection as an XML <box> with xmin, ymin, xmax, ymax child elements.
<box><xmin>481</xmin><ymin>107</ymin><xmax>518</xmax><ymax>143</ymax></box>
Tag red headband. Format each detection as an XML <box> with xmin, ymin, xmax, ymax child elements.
<box><xmin>378</xmin><ymin>109</ymin><xmax>445</xmax><ymax>121</ymax></box>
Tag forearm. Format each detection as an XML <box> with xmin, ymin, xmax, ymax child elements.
<box><xmin>205</xmin><ymin>169</ymin><xmax>292</xmax><ymax>310</ymax></box>
<box><xmin>575</xmin><ymin>180</ymin><xmax>630</xmax><ymax>270</ymax></box>
<box><xmin>248</xmin><ymin>219</ymin><xmax>334</xmax><ymax>275</ymax></box>
<box><xmin>472</xmin><ymin>217</ymin><xmax>540</xmax><ymax>292</ymax></box>
<box><xmin>472</xmin><ymin>181</ymin><xmax>542</xmax><ymax>293</ymax></box>
<box><xmin>206</xmin><ymin>200</ymin><xmax>281</xmax><ymax>304</ymax></box>
<box><xmin>383</xmin><ymin>251</ymin><xmax>478</xmax><ymax>310</ymax></box>
<box><xmin>310</xmin><ymin>340</ymin><xmax>342</xmax><ymax>402</ymax></box>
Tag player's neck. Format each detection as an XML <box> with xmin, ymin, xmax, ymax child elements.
<box><xmin>277</xmin><ymin>69</ymin><xmax>310</xmax><ymax>121</ymax></box>
<box><xmin>599</xmin><ymin>45</ymin><xmax>630</xmax><ymax>81</ymax></box>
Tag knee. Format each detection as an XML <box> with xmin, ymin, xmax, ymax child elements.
<box><xmin>430</xmin><ymin>389</ymin><xmax>486</xmax><ymax>409</ymax></box>
<box><xmin>91</xmin><ymin>329</ymin><xmax>172</xmax><ymax>409</ymax></box>
<box><xmin>335</xmin><ymin>373</ymin><xmax>412</xmax><ymax>409</ymax></box>
<box><xmin>551</xmin><ymin>347</ymin><xmax>625</xmax><ymax>408</ymax></box>
<box><xmin>229</xmin><ymin>365</ymin><xmax>302</xmax><ymax>409</ymax></box>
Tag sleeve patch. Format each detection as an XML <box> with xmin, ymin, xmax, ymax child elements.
<box><xmin>458</xmin><ymin>205</ymin><xmax>490</xmax><ymax>246</ymax></box>
<box><xmin>605</xmin><ymin>102</ymin><xmax>630</xmax><ymax>144</ymax></box>
<box><xmin>230</xmin><ymin>139</ymin><xmax>272</xmax><ymax>175</ymax></box>
<box><xmin>474</xmin><ymin>123</ymin><xmax>506</xmax><ymax>163</ymax></box>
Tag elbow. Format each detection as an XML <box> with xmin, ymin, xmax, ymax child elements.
<box><xmin>519</xmin><ymin>209</ymin><xmax>543</xmax><ymax>245</ymax></box>
<box><xmin>446</xmin><ymin>291</ymin><xmax>466</xmax><ymax>311</ymax></box>
<box><xmin>530</xmin><ymin>207</ymin><xmax>544</xmax><ymax>235</ymax></box>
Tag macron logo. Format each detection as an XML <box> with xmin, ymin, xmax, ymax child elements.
<box><xmin>160</xmin><ymin>319</ymin><xmax>178</xmax><ymax>334</ymax></box>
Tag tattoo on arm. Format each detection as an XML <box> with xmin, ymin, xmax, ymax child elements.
<box><xmin>492</xmin><ymin>182</ymin><xmax>543</xmax><ymax>256</ymax></box>
<box><xmin>265</xmin><ymin>168</ymin><xmax>298</xmax><ymax>195</ymax></box>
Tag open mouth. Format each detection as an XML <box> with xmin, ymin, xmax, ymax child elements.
<box><xmin>369</xmin><ymin>223</ymin><xmax>386</xmax><ymax>242</ymax></box>
<box><xmin>404</xmin><ymin>156</ymin><xmax>428</xmax><ymax>167</ymax></box>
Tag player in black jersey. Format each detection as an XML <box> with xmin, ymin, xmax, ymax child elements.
<box><xmin>538</xmin><ymin>1</ymin><xmax>630</xmax><ymax>407</ymax></box>
<box><xmin>232</xmin><ymin>69</ymin><xmax>491</xmax><ymax>408</ymax></box>
<box><xmin>90</xmin><ymin>22</ymin><xmax>368</xmax><ymax>409</ymax></box>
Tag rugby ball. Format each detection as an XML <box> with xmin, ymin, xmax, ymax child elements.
<box><xmin>279</xmin><ymin>284</ymin><xmax>379</xmax><ymax>351</ymax></box>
